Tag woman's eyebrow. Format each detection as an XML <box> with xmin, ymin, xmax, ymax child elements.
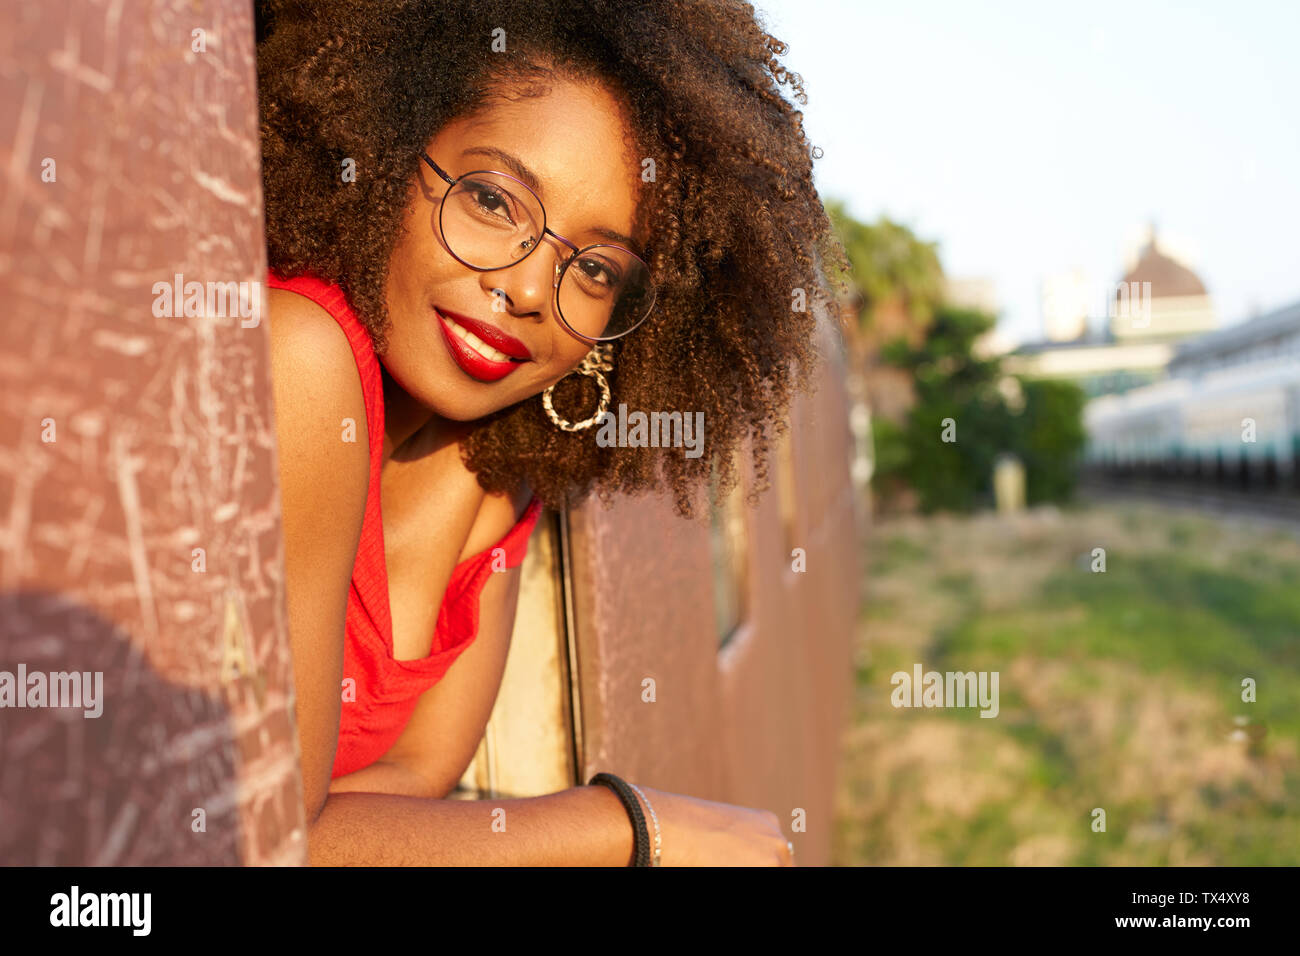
<box><xmin>461</xmin><ymin>145</ymin><xmax>646</xmax><ymax>256</ymax></box>
<box><xmin>461</xmin><ymin>146</ymin><xmax>542</xmax><ymax>194</ymax></box>
<box><xmin>587</xmin><ymin>226</ymin><xmax>645</xmax><ymax>257</ymax></box>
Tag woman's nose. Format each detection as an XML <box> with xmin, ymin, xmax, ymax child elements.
<box><xmin>481</xmin><ymin>241</ymin><xmax>563</xmax><ymax>318</ymax></box>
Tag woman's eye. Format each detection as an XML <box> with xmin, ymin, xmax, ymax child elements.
<box><xmin>471</xmin><ymin>187</ymin><xmax>514</xmax><ymax>221</ymax></box>
<box><xmin>578</xmin><ymin>258</ymin><xmax>619</xmax><ymax>287</ymax></box>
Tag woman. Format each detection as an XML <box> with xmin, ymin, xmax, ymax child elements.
<box><xmin>258</xmin><ymin>0</ymin><xmax>843</xmax><ymax>865</ymax></box>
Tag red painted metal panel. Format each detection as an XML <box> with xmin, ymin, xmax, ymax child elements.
<box><xmin>567</xmin><ymin>314</ymin><xmax>861</xmax><ymax>867</ymax></box>
<box><xmin>0</xmin><ymin>0</ymin><xmax>305</xmax><ymax>865</ymax></box>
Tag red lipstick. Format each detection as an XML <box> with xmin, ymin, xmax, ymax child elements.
<box><xmin>437</xmin><ymin>307</ymin><xmax>532</xmax><ymax>359</ymax></box>
<box><xmin>435</xmin><ymin>307</ymin><xmax>528</xmax><ymax>383</ymax></box>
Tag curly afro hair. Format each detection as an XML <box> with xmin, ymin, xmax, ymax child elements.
<box><xmin>256</xmin><ymin>0</ymin><xmax>846</xmax><ymax>518</ymax></box>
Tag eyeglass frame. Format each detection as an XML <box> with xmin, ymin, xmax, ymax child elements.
<box><xmin>419</xmin><ymin>150</ymin><xmax>655</xmax><ymax>342</ymax></box>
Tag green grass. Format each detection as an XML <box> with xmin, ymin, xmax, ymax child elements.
<box><xmin>871</xmin><ymin>532</ymin><xmax>931</xmax><ymax>573</ymax></box>
<box><xmin>835</xmin><ymin>505</ymin><xmax>1300</xmax><ymax>866</ymax></box>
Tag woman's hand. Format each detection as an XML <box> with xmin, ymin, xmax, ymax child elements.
<box><xmin>632</xmin><ymin>785</ymin><xmax>795</xmax><ymax>866</ymax></box>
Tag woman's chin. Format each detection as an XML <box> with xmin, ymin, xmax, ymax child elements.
<box><xmin>421</xmin><ymin>386</ymin><xmax>530</xmax><ymax>425</ymax></box>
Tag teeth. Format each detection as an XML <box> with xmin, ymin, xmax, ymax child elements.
<box><xmin>444</xmin><ymin>315</ymin><xmax>512</xmax><ymax>363</ymax></box>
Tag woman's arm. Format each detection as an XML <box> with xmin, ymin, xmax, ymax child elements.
<box><xmin>312</xmin><ymin>783</ymin><xmax>642</xmax><ymax>866</ymax></box>
<box><xmin>331</xmin><ymin>487</ymin><xmax>532</xmax><ymax>800</ymax></box>
<box><xmin>314</xmin><ymin>551</ymin><xmax>648</xmax><ymax>864</ymax></box>
<box><xmin>330</xmin><ymin>564</ymin><xmax>524</xmax><ymax>801</ymax></box>
<box><xmin>268</xmin><ymin>288</ymin><xmax>369</xmax><ymax>829</ymax></box>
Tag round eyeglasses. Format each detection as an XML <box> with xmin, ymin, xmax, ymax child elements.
<box><xmin>420</xmin><ymin>151</ymin><xmax>656</xmax><ymax>342</ymax></box>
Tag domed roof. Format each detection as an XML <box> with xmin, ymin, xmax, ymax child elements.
<box><xmin>1120</xmin><ymin>233</ymin><xmax>1207</xmax><ymax>298</ymax></box>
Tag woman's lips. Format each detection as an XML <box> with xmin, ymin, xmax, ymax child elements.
<box><xmin>437</xmin><ymin>307</ymin><xmax>532</xmax><ymax>358</ymax></box>
<box><xmin>435</xmin><ymin>308</ymin><xmax>527</xmax><ymax>383</ymax></box>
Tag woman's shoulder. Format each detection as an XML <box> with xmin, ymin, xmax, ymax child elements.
<box><xmin>267</xmin><ymin>279</ymin><xmax>357</xmax><ymax>354</ymax></box>
<box><xmin>267</xmin><ymin>285</ymin><xmax>369</xmax><ymax>411</ymax></box>
<box><xmin>266</xmin><ymin>285</ymin><xmax>371</xmax><ymax>529</ymax></box>
<box><xmin>266</xmin><ymin>273</ymin><xmax>355</xmax><ymax>328</ymax></box>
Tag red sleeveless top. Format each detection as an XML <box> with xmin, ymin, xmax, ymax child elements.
<box><xmin>267</xmin><ymin>271</ymin><xmax>543</xmax><ymax>779</ymax></box>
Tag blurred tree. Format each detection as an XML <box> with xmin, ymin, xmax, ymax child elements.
<box><xmin>825</xmin><ymin>200</ymin><xmax>945</xmax><ymax>337</ymax></box>
<box><xmin>885</xmin><ymin>304</ymin><xmax>1003</xmax><ymax>404</ymax></box>
<box><xmin>826</xmin><ymin>202</ymin><xmax>947</xmax><ymax>510</ymax></box>
<box><xmin>825</xmin><ymin>201</ymin><xmax>1085</xmax><ymax>512</ymax></box>
<box><xmin>1016</xmin><ymin>378</ymin><xmax>1088</xmax><ymax>504</ymax></box>
<box><xmin>877</xmin><ymin>304</ymin><xmax>1086</xmax><ymax>512</ymax></box>
<box><xmin>880</xmin><ymin>305</ymin><xmax>1015</xmax><ymax>511</ymax></box>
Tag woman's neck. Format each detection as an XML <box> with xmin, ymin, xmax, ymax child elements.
<box><xmin>380</xmin><ymin>364</ymin><xmax>438</xmax><ymax>463</ymax></box>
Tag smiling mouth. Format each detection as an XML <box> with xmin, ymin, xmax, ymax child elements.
<box><xmin>434</xmin><ymin>307</ymin><xmax>531</xmax><ymax>384</ymax></box>
<box><xmin>442</xmin><ymin>314</ymin><xmax>518</xmax><ymax>363</ymax></box>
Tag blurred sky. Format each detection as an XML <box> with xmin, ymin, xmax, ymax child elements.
<box><xmin>754</xmin><ymin>0</ymin><xmax>1300</xmax><ymax>347</ymax></box>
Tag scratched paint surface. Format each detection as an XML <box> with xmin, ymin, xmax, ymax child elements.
<box><xmin>0</xmin><ymin>1</ymin><xmax>306</xmax><ymax>864</ymax></box>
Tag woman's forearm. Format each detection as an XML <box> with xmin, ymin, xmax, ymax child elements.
<box><xmin>308</xmin><ymin>782</ymin><xmax>641</xmax><ymax>866</ymax></box>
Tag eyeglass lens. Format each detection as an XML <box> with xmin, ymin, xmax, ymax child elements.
<box><xmin>438</xmin><ymin>171</ymin><xmax>653</xmax><ymax>340</ymax></box>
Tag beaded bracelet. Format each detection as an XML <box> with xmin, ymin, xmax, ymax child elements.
<box><xmin>588</xmin><ymin>772</ymin><xmax>650</xmax><ymax>867</ymax></box>
<box><xmin>626</xmin><ymin>780</ymin><xmax>662</xmax><ymax>867</ymax></box>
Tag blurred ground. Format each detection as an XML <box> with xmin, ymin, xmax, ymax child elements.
<box><xmin>834</xmin><ymin>502</ymin><xmax>1300</xmax><ymax>865</ymax></box>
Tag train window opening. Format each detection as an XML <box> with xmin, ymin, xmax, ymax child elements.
<box><xmin>708</xmin><ymin>459</ymin><xmax>750</xmax><ymax>650</ymax></box>
<box><xmin>453</xmin><ymin>510</ymin><xmax>575</xmax><ymax>800</ymax></box>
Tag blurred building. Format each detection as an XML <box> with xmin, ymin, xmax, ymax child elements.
<box><xmin>1110</xmin><ymin>230</ymin><xmax>1216</xmax><ymax>342</ymax></box>
<box><xmin>1040</xmin><ymin>268</ymin><xmax>1091</xmax><ymax>342</ymax></box>
<box><xmin>1168</xmin><ymin>299</ymin><xmax>1300</xmax><ymax>379</ymax></box>
<box><xmin>1084</xmin><ymin>299</ymin><xmax>1300</xmax><ymax>471</ymax></box>
<box><xmin>1005</xmin><ymin>227</ymin><xmax>1217</xmax><ymax>397</ymax></box>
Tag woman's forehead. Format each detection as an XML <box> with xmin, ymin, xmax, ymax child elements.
<box><xmin>452</xmin><ymin>79</ymin><xmax>637</xmax><ymax>167</ymax></box>
<box><xmin>439</xmin><ymin>81</ymin><xmax>644</xmax><ymax>236</ymax></box>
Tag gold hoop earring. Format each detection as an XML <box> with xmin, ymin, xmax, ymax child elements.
<box><xmin>542</xmin><ymin>342</ymin><xmax>615</xmax><ymax>432</ymax></box>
